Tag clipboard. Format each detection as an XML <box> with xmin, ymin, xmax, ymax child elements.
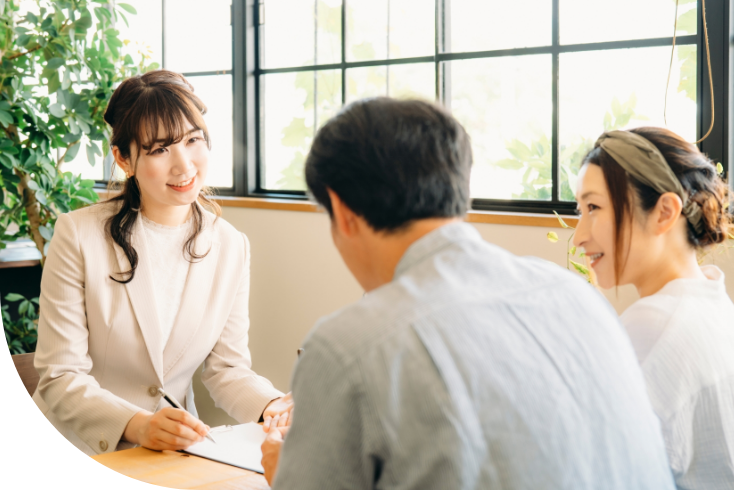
<box><xmin>183</xmin><ymin>422</ymin><xmax>268</xmax><ymax>473</ymax></box>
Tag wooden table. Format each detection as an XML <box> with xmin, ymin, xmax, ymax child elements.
<box><xmin>92</xmin><ymin>447</ymin><xmax>270</xmax><ymax>490</ymax></box>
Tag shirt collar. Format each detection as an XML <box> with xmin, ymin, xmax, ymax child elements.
<box><xmin>394</xmin><ymin>221</ymin><xmax>481</xmax><ymax>279</ymax></box>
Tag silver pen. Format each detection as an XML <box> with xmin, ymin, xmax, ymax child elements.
<box><xmin>157</xmin><ymin>387</ymin><xmax>217</xmax><ymax>444</ymax></box>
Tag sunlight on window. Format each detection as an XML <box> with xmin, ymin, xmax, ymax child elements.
<box><xmin>559</xmin><ymin>46</ymin><xmax>697</xmax><ymax>200</ymax></box>
<box><xmin>262</xmin><ymin>71</ymin><xmax>341</xmax><ymax>190</ymax></box>
<box><xmin>189</xmin><ymin>75</ymin><xmax>234</xmax><ymax>189</ymax></box>
<box><xmin>165</xmin><ymin>0</ymin><xmax>232</xmax><ymax>73</ymax></box>
<box><xmin>450</xmin><ymin>56</ymin><xmax>553</xmax><ymax>200</ymax></box>
<box><xmin>560</xmin><ymin>0</ymin><xmax>696</xmax><ymax>44</ymax></box>
<box><xmin>449</xmin><ymin>0</ymin><xmax>551</xmax><ymax>52</ymax></box>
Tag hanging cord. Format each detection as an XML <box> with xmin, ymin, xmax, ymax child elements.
<box><xmin>664</xmin><ymin>0</ymin><xmax>714</xmax><ymax>144</ymax></box>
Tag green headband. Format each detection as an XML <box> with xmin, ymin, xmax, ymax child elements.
<box><xmin>595</xmin><ymin>130</ymin><xmax>704</xmax><ymax>234</ymax></box>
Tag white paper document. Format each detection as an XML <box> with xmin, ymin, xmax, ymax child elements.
<box><xmin>183</xmin><ymin>422</ymin><xmax>268</xmax><ymax>473</ymax></box>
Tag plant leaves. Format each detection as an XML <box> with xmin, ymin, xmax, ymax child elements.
<box><xmin>553</xmin><ymin>210</ymin><xmax>572</xmax><ymax>229</ymax></box>
<box><xmin>4</xmin><ymin>293</ymin><xmax>25</xmax><ymax>302</ymax></box>
<box><xmin>64</xmin><ymin>142</ymin><xmax>82</xmax><ymax>162</ymax></box>
<box><xmin>38</xmin><ymin>225</ymin><xmax>53</xmax><ymax>241</ymax></box>
<box><xmin>0</xmin><ymin>110</ymin><xmax>14</xmax><ymax>127</ymax></box>
<box><xmin>46</xmin><ymin>57</ymin><xmax>65</xmax><ymax>70</ymax></box>
<box><xmin>547</xmin><ymin>232</ymin><xmax>559</xmax><ymax>243</ymax></box>
<box><xmin>49</xmin><ymin>103</ymin><xmax>65</xmax><ymax>118</ymax></box>
<box><xmin>570</xmin><ymin>246</ymin><xmax>577</xmax><ymax>256</ymax></box>
<box><xmin>716</xmin><ymin>162</ymin><xmax>724</xmax><ymax>175</ymax></box>
<box><xmin>570</xmin><ymin>260</ymin><xmax>590</xmax><ymax>276</ymax></box>
<box><xmin>117</xmin><ymin>3</ymin><xmax>137</xmax><ymax>14</ymax></box>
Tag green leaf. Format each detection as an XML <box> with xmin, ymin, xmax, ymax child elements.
<box><xmin>86</xmin><ymin>143</ymin><xmax>97</xmax><ymax>165</ymax></box>
<box><xmin>47</xmin><ymin>72</ymin><xmax>61</xmax><ymax>95</ymax></box>
<box><xmin>117</xmin><ymin>3</ymin><xmax>138</xmax><ymax>14</ymax></box>
<box><xmin>570</xmin><ymin>260</ymin><xmax>590</xmax><ymax>276</ymax></box>
<box><xmin>64</xmin><ymin>142</ymin><xmax>81</xmax><ymax>162</ymax></box>
<box><xmin>0</xmin><ymin>110</ymin><xmax>14</xmax><ymax>128</ymax></box>
<box><xmin>0</xmin><ymin>154</ymin><xmax>13</xmax><ymax>169</ymax></box>
<box><xmin>4</xmin><ymin>293</ymin><xmax>25</xmax><ymax>302</ymax></box>
<box><xmin>80</xmin><ymin>179</ymin><xmax>95</xmax><ymax>188</ymax></box>
<box><xmin>716</xmin><ymin>162</ymin><xmax>724</xmax><ymax>175</ymax></box>
<box><xmin>35</xmin><ymin>190</ymin><xmax>47</xmax><ymax>205</ymax></box>
<box><xmin>17</xmin><ymin>34</ymin><xmax>33</xmax><ymax>47</ymax></box>
<box><xmin>46</xmin><ymin>57</ymin><xmax>65</xmax><ymax>70</ymax></box>
<box><xmin>553</xmin><ymin>211</ymin><xmax>572</xmax><ymax>229</ymax></box>
<box><xmin>49</xmin><ymin>103</ymin><xmax>66</xmax><ymax>118</ymax></box>
<box><xmin>18</xmin><ymin>300</ymin><xmax>28</xmax><ymax>316</ymax></box>
<box><xmin>547</xmin><ymin>231</ymin><xmax>559</xmax><ymax>243</ymax></box>
<box><xmin>38</xmin><ymin>225</ymin><xmax>53</xmax><ymax>241</ymax></box>
<box><xmin>570</xmin><ymin>246</ymin><xmax>577</xmax><ymax>256</ymax></box>
<box><xmin>493</xmin><ymin>158</ymin><xmax>524</xmax><ymax>171</ymax></box>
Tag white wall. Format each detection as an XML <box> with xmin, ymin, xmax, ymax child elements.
<box><xmin>193</xmin><ymin>206</ymin><xmax>734</xmax><ymax>426</ymax></box>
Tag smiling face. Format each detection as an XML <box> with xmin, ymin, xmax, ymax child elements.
<box><xmin>573</xmin><ymin>162</ymin><xmax>651</xmax><ymax>289</ymax></box>
<box><xmin>115</xmin><ymin>118</ymin><xmax>209</xmax><ymax>213</ymax></box>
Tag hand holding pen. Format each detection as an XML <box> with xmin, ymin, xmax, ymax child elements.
<box><xmin>122</xmin><ymin>388</ymin><xmax>215</xmax><ymax>451</ymax></box>
<box><xmin>158</xmin><ymin>388</ymin><xmax>217</xmax><ymax>444</ymax></box>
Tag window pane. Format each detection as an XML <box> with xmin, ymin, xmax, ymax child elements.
<box><xmin>117</xmin><ymin>0</ymin><xmax>163</xmax><ymax>66</ymax></box>
<box><xmin>316</xmin><ymin>0</ymin><xmax>343</xmax><ymax>65</ymax></box>
<box><xmin>388</xmin><ymin>63</ymin><xmax>435</xmax><ymax>100</ymax></box>
<box><xmin>346</xmin><ymin>0</ymin><xmax>433</xmax><ymax>62</ymax></box>
<box><xmin>164</xmin><ymin>0</ymin><xmax>232</xmax><ymax>73</ymax></box>
<box><xmin>263</xmin><ymin>0</ymin><xmax>342</xmax><ymax>68</ymax></box>
<box><xmin>262</xmin><ymin>70</ymin><xmax>342</xmax><ymax>190</ymax></box>
<box><xmin>448</xmin><ymin>0</ymin><xmax>551</xmax><ymax>53</ymax></box>
<box><xmin>346</xmin><ymin>63</ymin><xmax>435</xmax><ymax>103</ymax></box>
<box><xmin>346</xmin><ymin>66</ymin><xmax>386</xmax><ymax>102</ymax></box>
<box><xmin>189</xmin><ymin>75</ymin><xmax>233</xmax><ymax>188</ymax></box>
<box><xmin>561</xmin><ymin>0</ymin><xmax>696</xmax><ymax>45</ymax></box>
<box><xmin>559</xmin><ymin>46</ymin><xmax>697</xmax><ymax>200</ymax></box>
<box><xmin>450</xmin><ymin>55</ymin><xmax>553</xmax><ymax>200</ymax></box>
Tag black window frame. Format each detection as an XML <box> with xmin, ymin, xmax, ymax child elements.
<box><xmin>237</xmin><ymin>1</ymin><xmax>730</xmax><ymax>213</ymax></box>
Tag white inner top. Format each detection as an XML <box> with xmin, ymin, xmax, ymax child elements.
<box><xmin>141</xmin><ymin>215</ymin><xmax>192</xmax><ymax>346</ymax></box>
<box><xmin>621</xmin><ymin>265</ymin><xmax>734</xmax><ymax>489</ymax></box>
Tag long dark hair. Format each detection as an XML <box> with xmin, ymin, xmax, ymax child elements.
<box><xmin>103</xmin><ymin>70</ymin><xmax>221</xmax><ymax>284</ymax></box>
<box><xmin>583</xmin><ymin>126</ymin><xmax>730</xmax><ymax>284</ymax></box>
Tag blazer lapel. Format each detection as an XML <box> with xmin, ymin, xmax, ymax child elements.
<box><xmin>115</xmin><ymin>213</ymin><xmax>165</xmax><ymax>385</ymax></box>
<box><xmin>162</xmin><ymin>212</ymin><xmax>221</xmax><ymax>378</ymax></box>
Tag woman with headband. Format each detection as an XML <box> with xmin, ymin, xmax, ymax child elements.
<box><xmin>573</xmin><ymin>127</ymin><xmax>734</xmax><ymax>488</ymax></box>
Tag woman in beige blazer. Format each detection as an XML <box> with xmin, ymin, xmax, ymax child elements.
<box><xmin>33</xmin><ymin>70</ymin><xmax>292</xmax><ymax>456</ymax></box>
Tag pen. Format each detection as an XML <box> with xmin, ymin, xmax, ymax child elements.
<box><xmin>157</xmin><ymin>387</ymin><xmax>217</xmax><ymax>444</ymax></box>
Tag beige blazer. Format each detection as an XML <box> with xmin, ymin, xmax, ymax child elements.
<box><xmin>32</xmin><ymin>202</ymin><xmax>282</xmax><ymax>456</ymax></box>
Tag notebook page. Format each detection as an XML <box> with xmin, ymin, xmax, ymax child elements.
<box><xmin>183</xmin><ymin>422</ymin><xmax>268</xmax><ymax>473</ymax></box>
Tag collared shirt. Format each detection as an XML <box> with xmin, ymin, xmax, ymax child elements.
<box><xmin>273</xmin><ymin>223</ymin><xmax>674</xmax><ymax>490</ymax></box>
<box><xmin>622</xmin><ymin>265</ymin><xmax>734</xmax><ymax>489</ymax></box>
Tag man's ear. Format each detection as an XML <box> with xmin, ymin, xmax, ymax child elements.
<box><xmin>112</xmin><ymin>146</ymin><xmax>133</xmax><ymax>178</ymax></box>
<box><xmin>327</xmin><ymin>188</ymin><xmax>359</xmax><ymax>238</ymax></box>
<box><xmin>652</xmin><ymin>192</ymin><xmax>684</xmax><ymax>236</ymax></box>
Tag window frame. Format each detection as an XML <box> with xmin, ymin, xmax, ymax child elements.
<box><xmin>237</xmin><ymin>1</ymin><xmax>729</xmax><ymax>212</ymax></box>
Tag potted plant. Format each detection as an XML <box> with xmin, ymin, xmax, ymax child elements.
<box><xmin>0</xmin><ymin>0</ymin><xmax>158</xmax><ymax>353</ymax></box>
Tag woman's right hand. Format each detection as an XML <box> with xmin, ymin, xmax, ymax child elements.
<box><xmin>123</xmin><ymin>408</ymin><xmax>210</xmax><ymax>451</ymax></box>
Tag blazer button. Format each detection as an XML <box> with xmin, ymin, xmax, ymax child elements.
<box><xmin>148</xmin><ymin>386</ymin><xmax>159</xmax><ymax>397</ymax></box>
<box><xmin>100</xmin><ymin>440</ymin><xmax>108</xmax><ymax>451</ymax></box>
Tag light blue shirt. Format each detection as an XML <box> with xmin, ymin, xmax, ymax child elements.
<box><xmin>274</xmin><ymin>223</ymin><xmax>674</xmax><ymax>490</ymax></box>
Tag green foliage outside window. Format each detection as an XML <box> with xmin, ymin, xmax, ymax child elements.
<box><xmin>273</xmin><ymin>0</ymin><xmax>698</xmax><ymax>202</ymax></box>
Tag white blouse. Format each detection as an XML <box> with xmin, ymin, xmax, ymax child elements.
<box><xmin>621</xmin><ymin>265</ymin><xmax>734</xmax><ymax>489</ymax></box>
<box><xmin>141</xmin><ymin>215</ymin><xmax>192</xmax><ymax>345</ymax></box>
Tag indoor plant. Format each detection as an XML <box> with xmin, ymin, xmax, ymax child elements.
<box><xmin>0</xmin><ymin>0</ymin><xmax>158</xmax><ymax>353</ymax></box>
